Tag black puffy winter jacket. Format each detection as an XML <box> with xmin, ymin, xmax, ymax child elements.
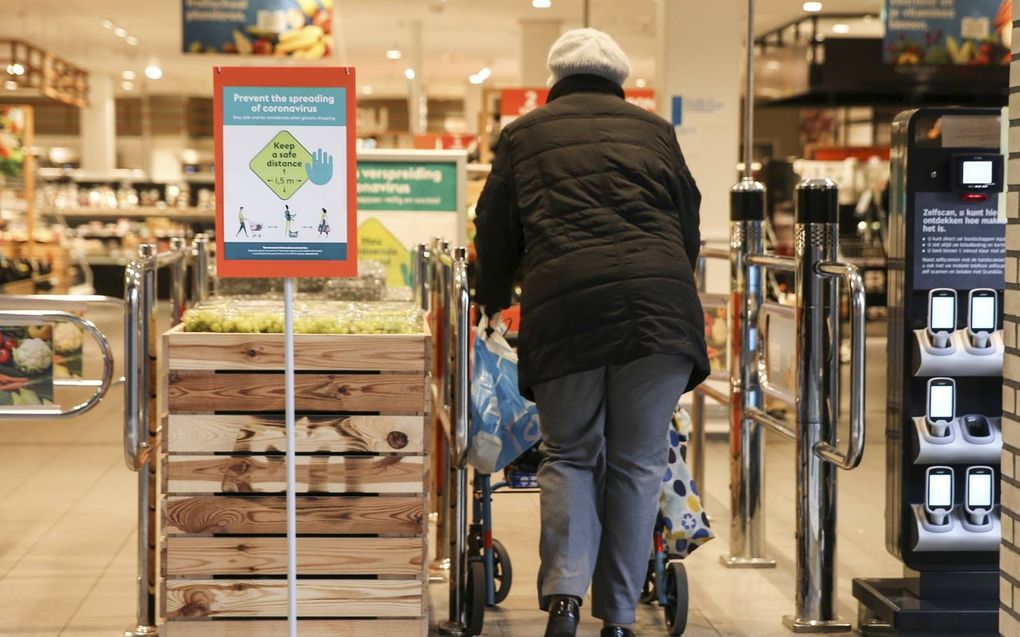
<box><xmin>473</xmin><ymin>74</ymin><xmax>710</xmax><ymax>399</ymax></box>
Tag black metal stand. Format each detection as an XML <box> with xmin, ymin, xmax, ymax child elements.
<box><xmin>854</xmin><ymin>574</ymin><xmax>998</xmax><ymax>636</ymax></box>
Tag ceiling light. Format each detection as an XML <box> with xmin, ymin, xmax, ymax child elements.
<box><xmin>145</xmin><ymin>63</ymin><xmax>163</xmax><ymax>80</ymax></box>
<box><xmin>362</xmin><ymin>85</ymin><xmax>374</xmax><ymax>95</ymax></box>
<box><xmin>832</xmin><ymin>23</ymin><xmax>850</xmax><ymax>34</ymax></box>
<box><xmin>476</xmin><ymin>67</ymin><xmax>491</xmax><ymax>81</ymax></box>
<box><xmin>802</xmin><ymin>1</ymin><xmax>822</xmax><ymax>12</ymax></box>
<box><xmin>122</xmin><ymin>70</ymin><xmax>136</xmax><ymax>80</ymax></box>
<box><xmin>126</xmin><ymin>35</ymin><xmax>138</xmax><ymax>46</ymax></box>
<box><xmin>386</xmin><ymin>48</ymin><xmax>402</xmax><ymax>60</ymax></box>
<box><xmin>766</xmin><ymin>60</ymin><xmax>781</xmax><ymax>70</ymax></box>
<box><xmin>114</xmin><ymin>26</ymin><xmax>127</xmax><ymax>38</ymax></box>
<box><xmin>6</xmin><ymin>63</ymin><xmax>24</xmax><ymax>76</ymax></box>
<box><xmin>533</xmin><ymin>0</ymin><xmax>552</xmax><ymax>7</ymax></box>
<box><xmin>635</xmin><ymin>78</ymin><xmax>647</xmax><ymax>87</ymax></box>
<box><xmin>469</xmin><ymin>74</ymin><xmax>482</xmax><ymax>85</ymax></box>
<box><xmin>101</xmin><ymin>19</ymin><xmax>113</xmax><ymax>29</ymax></box>
<box><xmin>121</xmin><ymin>81</ymin><xmax>134</xmax><ymax>91</ymax></box>
<box><xmin>404</xmin><ymin>68</ymin><xmax>416</xmax><ymax>80</ymax></box>
<box><xmin>3</xmin><ymin>80</ymin><xmax>17</xmax><ymax>91</ymax></box>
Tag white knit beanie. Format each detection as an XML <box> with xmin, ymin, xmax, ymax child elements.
<box><xmin>547</xmin><ymin>28</ymin><xmax>630</xmax><ymax>86</ymax></box>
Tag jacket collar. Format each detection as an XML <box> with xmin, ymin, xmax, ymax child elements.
<box><xmin>548</xmin><ymin>74</ymin><xmax>625</xmax><ymax>102</ymax></box>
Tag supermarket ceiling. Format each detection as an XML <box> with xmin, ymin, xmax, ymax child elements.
<box><xmin>0</xmin><ymin>0</ymin><xmax>882</xmax><ymax>98</ymax></box>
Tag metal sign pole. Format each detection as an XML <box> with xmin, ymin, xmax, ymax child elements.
<box><xmin>284</xmin><ymin>277</ymin><xmax>298</xmax><ymax>637</ymax></box>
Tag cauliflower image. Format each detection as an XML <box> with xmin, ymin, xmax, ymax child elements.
<box><xmin>53</xmin><ymin>322</ymin><xmax>83</xmax><ymax>354</ymax></box>
<box><xmin>14</xmin><ymin>338</ymin><xmax>52</xmax><ymax>374</ymax></box>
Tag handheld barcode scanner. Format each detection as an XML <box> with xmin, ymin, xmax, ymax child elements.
<box><xmin>925</xmin><ymin>377</ymin><xmax>955</xmax><ymax>438</ymax></box>
<box><xmin>927</xmin><ymin>288</ymin><xmax>957</xmax><ymax>349</ymax></box>
<box><xmin>967</xmin><ymin>289</ymin><xmax>997</xmax><ymax>349</ymax></box>
<box><xmin>965</xmin><ymin>466</ymin><xmax>995</xmax><ymax>526</ymax></box>
<box><xmin>925</xmin><ymin>466</ymin><xmax>954</xmax><ymax>526</ymax></box>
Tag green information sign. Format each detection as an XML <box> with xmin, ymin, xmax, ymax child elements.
<box><xmin>250</xmin><ymin>130</ymin><xmax>313</xmax><ymax>200</ymax></box>
<box><xmin>357</xmin><ymin>161</ymin><xmax>458</xmax><ymax>212</ymax></box>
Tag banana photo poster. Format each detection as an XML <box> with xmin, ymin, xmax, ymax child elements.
<box><xmin>214</xmin><ymin>66</ymin><xmax>357</xmax><ymax>278</ymax></box>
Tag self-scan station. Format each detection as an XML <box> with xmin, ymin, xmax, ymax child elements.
<box><xmin>854</xmin><ymin>108</ymin><xmax>1006</xmax><ymax>635</ymax></box>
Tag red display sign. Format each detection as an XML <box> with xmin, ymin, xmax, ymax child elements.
<box><xmin>214</xmin><ymin>66</ymin><xmax>358</xmax><ymax>279</ymax></box>
<box><xmin>500</xmin><ymin>87</ymin><xmax>656</xmax><ymax>119</ymax></box>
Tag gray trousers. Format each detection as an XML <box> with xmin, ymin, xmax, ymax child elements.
<box><xmin>533</xmin><ymin>353</ymin><xmax>694</xmax><ymax>625</ymax></box>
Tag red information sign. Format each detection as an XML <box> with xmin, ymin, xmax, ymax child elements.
<box><xmin>500</xmin><ymin>87</ymin><xmax>656</xmax><ymax>121</ymax></box>
<box><xmin>214</xmin><ymin>66</ymin><xmax>358</xmax><ymax>279</ymax></box>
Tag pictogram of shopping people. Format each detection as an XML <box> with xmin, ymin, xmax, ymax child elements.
<box><xmin>236</xmin><ymin>205</ymin><xmax>248</xmax><ymax>237</ymax></box>
<box><xmin>284</xmin><ymin>204</ymin><xmax>297</xmax><ymax>238</ymax></box>
<box><xmin>318</xmin><ymin>208</ymin><xmax>330</xmax><ymax>236</ymax></box>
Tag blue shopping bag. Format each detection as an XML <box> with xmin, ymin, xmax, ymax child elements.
<box><xmin>467</xmin><ymin>316</ymin><xmax>542</xmax><ymax>474</ymax></box>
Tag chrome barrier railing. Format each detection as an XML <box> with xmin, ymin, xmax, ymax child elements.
<box><xmin>0</xmin><ymin>294</ymin><xmax>123</xmax><ymax>393</ymax></box>
<box><xmin>122</xmin><ymin>238</ymin><xmax>198</xmax><ymax>637</ymax></box>
<box><xmin>688</xmin><ymin>245</ymin><xmax>731</xmax><ymax>496</ymax></box>
<box><xmin>731</xmin><ymin>178</ymin><xmax>868</xmax><ymax>631</ymax></box>
<box><xmin>416</xmin><ymin>238</ymin><xmax>473</xmax><ymax>636</ymax></box>
<box><xmin>0</xmin><ymin>309</ymin><xmax>114</xmax><ymax>418</ymax></box>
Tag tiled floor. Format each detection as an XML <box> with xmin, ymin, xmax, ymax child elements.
<box><xmin>0</xmin><ymin>307</ymin><xmax>900</xmax><ymax>636</ymax></box>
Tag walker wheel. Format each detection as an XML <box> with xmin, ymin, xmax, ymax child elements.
<box><xmin>464</xmin><ymin>558</ymin><xmax>486</xmax><ymax>635</ymax></box>
<box><xmin>491</xmin><ymin>538</ymin><xmax>513</xmax><ymax>605</ymax></box>
<box><xmin>664</xmin><ymin>561</ymin><xmax>688</xmax><ymax>636</ymax></box>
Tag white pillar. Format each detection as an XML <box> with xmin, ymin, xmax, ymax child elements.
<box><xmin>407</xmin><ymin>20</ymin><xmax>426</xmax><ymax>136</ymax></box>
<box><xmin>656</xmin><ymin>0</ymin><xmax>742</xmax><ymax>292</ymax></box>
<box><xmin>520</xmin><ymin>19</ymin><xmax>561</xmax><ymax>86</ymax></box>
<box><xmin>80</xmin><ymin>73</ymin><xmax>116</xmax><ymax>174</ymax></box>
<box><xmin>464</xmin><ymin>83</ymin><xmax>483</xmax><ymax>135</ymax></box>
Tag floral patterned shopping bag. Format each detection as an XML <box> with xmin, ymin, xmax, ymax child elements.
<box><xmin>659</xmin><ymin>407</ymin><xmax>714</xmax><ymax>558</ymax></box>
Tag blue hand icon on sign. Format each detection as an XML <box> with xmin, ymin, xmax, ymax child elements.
<box><xmin>305</xmin><ymin>148</ymin><xmax>334</xmax><ymax>185</ymax></box>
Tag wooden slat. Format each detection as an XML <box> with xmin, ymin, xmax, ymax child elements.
<box><xmin>168</xmin><ymin>372</ymin><xmax>425</xmax><ymax>413</ymax></box>
<box><xmin>165</xmin><ymin>537</ymin><xmax>423</xmax><ymax>577</ymax></box>
<box><xmin>167</xmin><ymin>455</ymin><xmax>424</xmax><ymax>494</ymax></box>
<box><xmin>167</xmin><ymin>414</ymin><xmax>424</xmax><ymax>454</ymax></box>
<box><xmin>165</xmin><ymin>496</ymin><xmax>423</xmax><ymax>535</ymax></box>
<box><xmin>165</xmin><ymin>579</ymin><xmax>422</xmax><ymax>618</ymax></box>
<box><xmin>165</xmin><ymin>619</ymin><xmax>424</xmax><ymax>637</ymax></box>
<box><xmin>167</xmin><ymin>329</ymin><xmax>427</xmax><ymax>372</ymax></box>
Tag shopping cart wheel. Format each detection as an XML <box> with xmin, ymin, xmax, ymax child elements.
<box><xmin>664</xmin><ymin>561</ymin><xmax>688</xmax><ymax>636</ymax></box>
<box><xmin>465</xmin><ymin>558</ymin><xmax>486</xmax><ymax>636</ymax></box>
<box><xmin>492</xmin><ymin>538</ymin><xmax>513</xmax><ymax>604</ymax></box>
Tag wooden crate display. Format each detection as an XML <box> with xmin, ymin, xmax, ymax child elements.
<box><xmin>161</xmin><ymin>325</ymin><xmax>430</xmax><ymax>637</ymax></box>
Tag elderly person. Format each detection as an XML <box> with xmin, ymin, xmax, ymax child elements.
<box><xmin>473</xmin><ymin>27</ymin><xmax>709</xmax><ymax>637</ymax></box>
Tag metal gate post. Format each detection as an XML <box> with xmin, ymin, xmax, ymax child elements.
<box><xmin>722</xmin><ymin>178</ymin><xmax>775</xmax><ymax>568</ymax></box>
<box><xmin>169</xmin><ymin>237</ymin><xmax>187</xmax><ymax>323</ymax></box>
<box><xmin>688</xmin><ymin>256</ymin><xmax>708</xmax><ymax>494</ymax></box>
<box><xmin>784</xmin><ymin>178</ymin><xmax>860</xmax><ymax>633</ymax></box>
<box><xmin>191</xmin><ymin>233</ymin><xmax>210</xmax><ymax>304</ymax></box>
<box><xmin>123</xmin><ymin>244</ymin><xmax>158</xmax><ymax>637</ymax></box>
<box><xmin>438</xmin><ymin>246</ymin><xmax>472</xmax><ymax>637</ymax></box>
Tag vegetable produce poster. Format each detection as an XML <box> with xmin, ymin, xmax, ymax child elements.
<box><xmin>182</xmin><ymin>0</ymin><xmax>333</xmax><ymax>58</ymax></box>
<box><xmin>0</xmin><ymin>106</ymin><xmax>29</xmax><ymax>179</ymax></box>
<box><xmin>0</xmin><ymin>325</ymin><xmax>54</xmax><ymax>408</ymax></box>
<box><xmin>215</xmin><ymin>66</ymin><xmax>357</xmax><ymax>278</ymax></box>
<box><xmin>53</xmin><ymin>320</ymin><xmax>84</xmax><ymax>380</ymax></box>
<box><xmin>700</xmin><ymin>293</ymin><xmax>728</xmax><ymax>380</ymax></box>
<box><xmin>884</xmin><ymin>0</ymin><xmax>1011</xmax><ymax>65</ymax></box>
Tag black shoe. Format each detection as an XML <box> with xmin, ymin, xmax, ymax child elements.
<box><xmin>544</xmin><ymin>595</ymin><xmax>581</xmax><ymax>637</ymax></box>
<box><xmin>601</xmin><ymin>627</ymin><xmax>635</xmax><ymax>637</ymax></box>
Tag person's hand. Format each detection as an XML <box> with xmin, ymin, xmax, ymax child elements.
<box><xmin>305</xmin><ymin>149</ymin><xmax>334</xmax><ymax>185</ymax></box>
<box><xmin>484</xmin><ymin>309</ymin><xmax>501</xmax><ymax>336</ymax></box>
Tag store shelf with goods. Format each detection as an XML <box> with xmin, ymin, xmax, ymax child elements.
<box><xmin>161</xmin><ymin>303</ymin><xmax>431</xmax><ymax>635</ymax></box>
<box><xmin>43</xmin><ymin>207</ymin><xmax>215</xmax><ymax>222</ymax></box>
